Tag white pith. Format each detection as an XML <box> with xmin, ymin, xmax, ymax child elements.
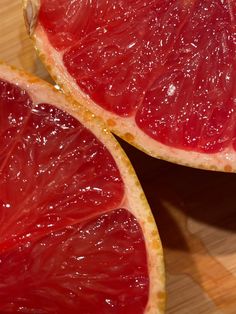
<box><xmin>32</xmin><ymin>25</ymin><xmax>236</xmax><ymax>173</ymax></box>
<box><xmin>0</xmin><ymin>62</ymin><xmax>166</xmax><ymax>314</ymax></box>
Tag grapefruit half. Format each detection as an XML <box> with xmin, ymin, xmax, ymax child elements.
<box><xmin>23</xmin><ymin>0</ymin><xmax>236</xmax><ymax>172</ymax></box>
<box><xmin>0</xmin><ymin>62</ymin><xmax>165</xmax><ymax>313</ymax></box>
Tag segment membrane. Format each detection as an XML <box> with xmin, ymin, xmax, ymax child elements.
<box><xmin>39</xmin><ymin>0</ymin><xmax>236</xmax><ymax>153</ymax></box>
<box><xmin>0</xmin><ymin>79</ymin><xmax>150</xmax><ymax>313</ymax></box>
<box><xmin>0</xmin><ymin>209</ymin><xmax>148</xmax><ymax>314</ymax></box>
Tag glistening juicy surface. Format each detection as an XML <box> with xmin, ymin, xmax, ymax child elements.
<box><xmin>0</xmin><ymin>79</ymin><xmax>149</xmax><ymax>313</ymax></box>
<box><xmin>39</xmin><ymin>0</ymin><xmax>236</xmax><ymax>154</ymax></box>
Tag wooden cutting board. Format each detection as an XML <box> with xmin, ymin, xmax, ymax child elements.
<box><xmin>1</xmin><ymin>2</ymin><xmax>236</xmax><ymax>313</ymax></box>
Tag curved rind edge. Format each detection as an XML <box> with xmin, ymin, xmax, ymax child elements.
<box><xmin>31</xmin><ymin>25</ymin><xmax>236</xmax><ymax>174</ymax></box>
<box><xmin>0</xmin><ymin>61</ymin><xmax>166</xmax><ymax>314</ymax></box>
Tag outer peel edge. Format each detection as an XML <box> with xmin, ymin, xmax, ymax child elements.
<box><xmin>0</xmin><ymin>61</ymin><xmax>166</xmax><ymax>313</ymax></box>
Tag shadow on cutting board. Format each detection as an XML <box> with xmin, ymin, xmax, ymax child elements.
<box><xmin>118</xmin><ymin>138</ymin><xmax>236</xmax><ymax>236</ymax></box>
<box><xmin>118</xmin><ymin>138</ymin><xmax>236</xmax><ymax>314</ymax></box>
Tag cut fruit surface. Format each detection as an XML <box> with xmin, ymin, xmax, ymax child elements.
<box><xmin>25</xmin><ymin>0</ymin><xmax>236</xmax><ymax>171</ymax></box>
<box><xmin>0</xmin><ymin>63</ymin><xmax>164</xmax><ymax>313</ymax></box>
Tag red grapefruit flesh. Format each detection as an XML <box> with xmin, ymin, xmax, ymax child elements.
<box><xmin>26</xmin><ymin>0</ymin><xmax>236</xmax><ymax>171</ymax></box>
<box><xmin>0</xmin><ymin>64</ymin><xmax>165</xmax><ymax>313</ymax></box>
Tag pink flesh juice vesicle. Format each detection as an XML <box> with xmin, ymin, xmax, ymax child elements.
<box><xmin>39</xmin><ymin>0</ymin><xmax>236</xmax><ymax>153</ymax></box>
<box><xmin>0</xmin><ymin>79</ymin><xmax>149</xmax><ymax>313</ymax></box>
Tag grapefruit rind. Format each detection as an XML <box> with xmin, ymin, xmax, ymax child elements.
<box><xmin>27</xmin><ymin>18</ymin><xmax>236</xmax><ymax>173</ymax></box>
<box><xmin>0</xmin><ymin>61</ymin><xmax>165</xmax><ymax>314</ymax></box>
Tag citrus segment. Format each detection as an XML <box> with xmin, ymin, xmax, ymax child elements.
<box><xmin>0</xmin><ymin>209</ymin><xmax>148</xmax><ymax>314</ymax></box>
<box><xmin>135</xmin><ymin>0</ymin><xmax>236</xmax><ymax>153</ymax></box>
<box><xmin>31</xmin><ymin>0</ymin><xmax>236</xmax><ymax>170</ymax></box>
<box><xmin>0</xmin><ymin>80</ymin><xmax>32</xmax><ymax>167</ymax></box>
<box><xmin>0</xmin><ymin>64</ymin><xmax>164</xmax><ymax>313</ymax></box>
<box><xmin>0</xmin><ymin>91</ymin><xmax>124</xmax><ymax>252</ymax></box>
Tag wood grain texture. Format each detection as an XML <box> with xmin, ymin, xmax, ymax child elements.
<box><xmin>1</xmin><ymin>1</ymin><xmax>236</xmax><ymax>313</ymax></box>
<box><xmin>121</xmin><ymin>140</ymin><xmax>236</xmax><ymax>314</ymax></box>
<box><xmin>0</xmin><ymin>0</ymin><xmax>50</xmax><ymax>80</ymax></box>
